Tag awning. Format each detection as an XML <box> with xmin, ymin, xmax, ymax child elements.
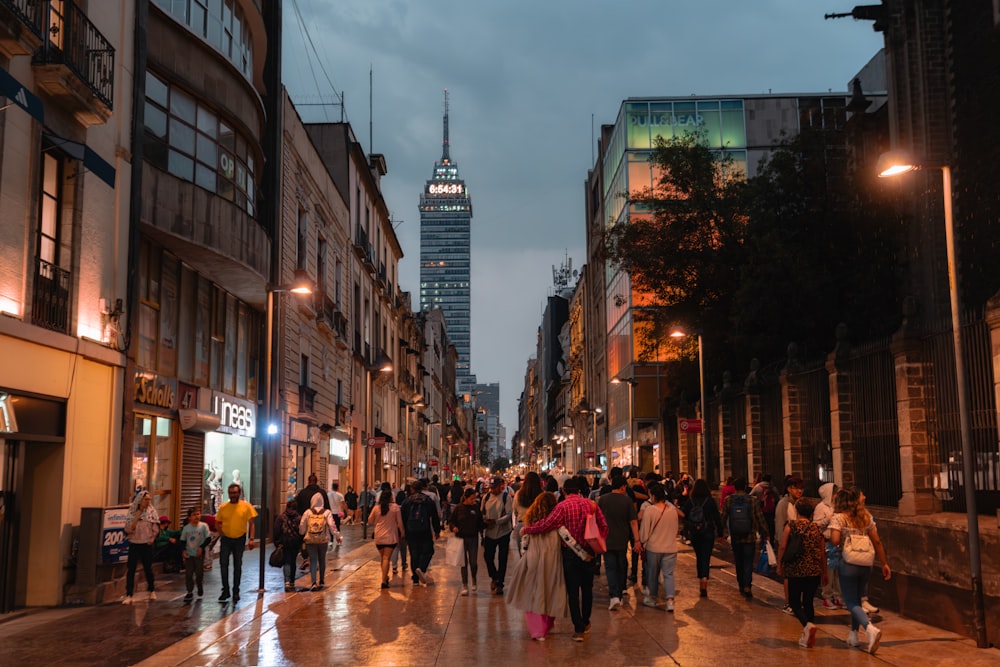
<box><xmin>0</xmin><ymin>66</ymin><xmax>44</xmax><ymax>123</ymax></box>
<box><xmin>178</xmin><ymin>409</ymin><xmax>221</xmax><ymax>433</ymax></box>
<box><xmin>44</xmin><ymin>131</ymin><xmax>116</xmax><ymax>188</ymax></box>
<box><xmin>374</xmin><ymin>427</ymin><xmax>395</xmax><ymax>443</ymax></box>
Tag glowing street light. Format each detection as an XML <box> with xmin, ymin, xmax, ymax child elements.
<box><xmin>670</xmin><ymin>326</ymin><xmax>707</xmax><ymax>481</ymax></box>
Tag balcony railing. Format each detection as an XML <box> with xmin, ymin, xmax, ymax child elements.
<box><xmin>2</xmin><ymin>0</ymin><xmax>44</xmax><ymax>38</ymax></box>
<box><xmin>315</xmin><ymin>291</ymin><xmax>348</xmax><ymax>340</ymax></box>
<box><xmin>32</xmin><ymin>257</ymin><xmax>70</xmax><ymax>334</ymax></box>
<box><xmin>33</xmin><ymin>0</ymin><xmax>114</xmax><ymax>110</ymax></box>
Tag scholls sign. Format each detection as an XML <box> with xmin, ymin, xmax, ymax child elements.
<box><xmin>211</xmin><ymin>392</ymin><xmax>255</xmax><ymax>437</ymax></box>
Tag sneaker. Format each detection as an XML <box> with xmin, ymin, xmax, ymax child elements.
<box><xmin>846</xmin><ymin>630</ymin><xmax>860</xmax><ymax>647</ymax></box>
<box><xmin>609</xmin><ymin>597</ymin><xmax>622</xmax><ymax>611</ymax></box>
<box><xmin>121</xmin><ymin>595</ymin><xmax>133</xmax><ymax>605</ymax></box>
<box><xmin>782</xmin><ymin>604</ymin><xmax>795</xmax><ymax>615</ymax></box>
<box><xmin>822</xmin><ymin>598</ymin><xmax>840</xmax><ymax>610</ymax></box>
<box><xmin>197</xmin><ymin>585</ymin><xmax>203</xmax><ymax>597</ymax></box>
<box><xmin>532</xmin><ymin>636</ymin><xmax>546</xmax><ymax>642</ymax></box>
<box><xmin>148</xmin><ymin>591</ymin><xmax>157</xmax><ymax>601</ymax></box>
<box><xmin>572</xmin><ymin>632</ymin><xmax>585</xmax><ymax>642</ymax></box>
<box><xmin>218</xmin><ymin>591</ymin><xmax>230</xmax><ymax>602</ymax></box>
<box><xmin>833</xmin><ymin>597</ymin><xmax>846</xmax><ymax>609</ymax></box>
<box><xmin>184</xmin><ymin>592</ymin><xmax>193</xmax><ymax>601</ymax></box>
<box><xmin>861</xmin><ymin>599</ymin><xmax>879</xmax><ymax>614</ymax></box>
<box><xmin>642</xmin><ymin>597</ymin><xmax>658</xmax><ymax>608</ymax></box>
<box><xmin>460</xmin><ymin>588</ymin><xmax>469</xmax><ymax>596</ymax></box>
<box><xmin>666</xmin><ymin>599</ymin><xmax>674</xmax><ymax>612</ymax></box>
<box><xmin>310</xmin><ymin>584</ymin><xmax>318</xmax><ymax>591</ymax></box>
<box><xmin>415</xmin><ymin>568</ymin><xmax>427</xmax><ymax>584</ymax></box>
<box><xmin>471</xmin><ymin>583</ymin><xmax>477</xmax><ymax>592</ymax></box>
<box><xmin>641</xmin><ymin>586</ymin><xmax>650</xmax><ymax>597</ymax></box>
<box><xmin>866</xmin><ymin>624</ymin><xmax>881</xmax><ymax>655</ymax></box>
<box><xmin>804</xmin><ymin>622</ymin><xmax>818</xmax><ymax>648</ymax></box>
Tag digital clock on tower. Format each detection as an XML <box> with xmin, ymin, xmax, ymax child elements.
<box><xmin>428</xmin><ymin>183</ymin><xmax>464</xmax><ymax>195</ymax></box>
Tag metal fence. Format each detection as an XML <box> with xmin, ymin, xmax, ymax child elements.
<box><xmin>848</xmin><ymin>337</ymin><xmax>902</xmax><ymax>507</ymax></box>
<box><xmin>924</xmin><ymin>312</ymin><xmax>1000</xmax><ymax>514</ymax></box>
<box><xmin>795</xmin><ymin>364</ymin><xmax>833</xmax><ymax>487</ymax></box>
<box><xmin>758</xmin><ymin>374</ymin><xmax>785</xmax><ymax>481</ymax></box>
<box><xmin>728</xmin><ymin>392</ymin><xmax>748</xmax><ymax>482</ymax></box>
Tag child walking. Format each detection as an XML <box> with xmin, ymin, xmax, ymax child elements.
<box><xmin>180</xmin><ymin>507</ymin><xmax>211</xmax><ymax>601</ymax></box>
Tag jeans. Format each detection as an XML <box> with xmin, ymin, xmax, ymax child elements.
<box><xmin>839</xmin><ymin>562</ymin><xmax>873</xmax><ymax>630</ymax></box>
<box><xmin>407</xmin><ymin>534</ymin><xmax>434</xmax><ymax>579</ymax></box>
<box><xmin>788</xmin><ymin>575</ymin><xmax>821</xmax><ymax>626</ymax></box>
<box><xmin>604</xmin><ymin>549</ymin><xmax>628</xmax><ymax>599</ymax></box>
<box><xmin>219</xmin><ymin>534</ymin><xmax>246</xmax><ymax>594</ymax></box>
<box><xmin>391</xmin><ymin>536</ymin><xmax>408</xmax><ymax>570</ymax></box>
<box><xmin>305</xmin><ymin>542</ymin><xmax>329</xmax><ymax>585</ymax></box>
<box><xmin>183</xmin><ymin>554</ymin><xmax>204</xmax><ymax>594</ymax></box>
<box><xmin>561</xmin><ymin>548</ymin><xmax>595</xmax><ymax>633</ymax></box>
<box><xmin>732</xmin><ymin>541</ymin><xmax>756</xmax><ymax>592</ymax></box>
<box><xmin>645</xmin><ymin>551</ymin><xmax>677</xmax><ymax>599</ymax></box>
<box><xmin>125</xmin><ymin>542</ymin><xmax>154</xmax><ymax>596</ymax></box>
<box><xmin>460</xmin><ymin>535</ymin><xmax>479</xmax><ymax>586</ymax></box>
<box><xmin>483</xmin><ymin>532</ymin><xmax>511</xmax><ymax>588</ymax></box>
<box><xmin>281</xmin><ymin>543</ymin><xmax>299</xmax><ymax>587</ymax></box>
<box><xmin>691</xmin><ymin>530</ymin><xmax>715</xmax><ymax>579</ymax></box>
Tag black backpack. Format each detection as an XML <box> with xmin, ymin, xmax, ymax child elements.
<box><xmin>686</xmin><ymin>498</ymin><xmax>710</xmax><ymax>533</ymax></box>
<box><xmin>406</xmin><ymin>497</ymin><xmax>430</xmax><ymax>534</ymax></box>
<box><xmin>728</xmin><ymin>495</ymin><xmax>753</xmax><ymax>538</ymax></box>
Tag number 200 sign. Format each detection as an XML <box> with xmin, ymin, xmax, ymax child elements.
<box><xmin>101</xmin><ymin>506</ymin><xmax>131</xmax><ymax>564</ymax></box>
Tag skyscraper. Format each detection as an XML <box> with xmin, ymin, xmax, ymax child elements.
<box><xmin>419</xmin><ymin>91</ymin><xmax>474</xmax><ymax>390</ymax></box>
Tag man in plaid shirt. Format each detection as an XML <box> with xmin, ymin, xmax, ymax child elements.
<box><xmin>721</xmin><ymin>477</ymin><xmax>769</xmax><ymax>598</ymax></box>
<box><xmin>523</xmin><ymin>476</ymin><xmax>608</xmax><ymax>641</ymax></box>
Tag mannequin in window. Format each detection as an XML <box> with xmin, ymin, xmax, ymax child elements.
<box><xmin>232</xmin><ymin>469</ymin><xmax>243</xmax><ymax>497</ymax></box>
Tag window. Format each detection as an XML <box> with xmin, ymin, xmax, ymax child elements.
<box><xmin>297</xmin><ymin>207</ymin><xmax>308</xmax><ymax>270</ymax></box>
<box><xmin>32</xmin><ymin>147</ymin><xmax>72</xmax><ymax>333</ymax></box>
<box><xmin>143</xmin><ymin>71</ymin><xmax>257</xmax><ymax>215</ymax></box>
<box><xmin>154</xmin><ymin>0</ymin><xmax>254</xmax><ymax>80</ymax></box>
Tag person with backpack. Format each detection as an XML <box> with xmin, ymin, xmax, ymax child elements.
<box><xmin>298</xmin><ymin>493</ymin><xmax>341</xmax><ymax>591</ymax></box>
<box><xmin>750</xmin><ymin>473</ymin><xmax>780</xmax><ymax>545</ymax></box>
<box><xmin>401</xmin><ymin>479</ymin><xmax>442</xmax><ymax>585</ymax></box>
<box><xmin>273</xmin><ymin>500</ymin><xmax>302</xmax><ymax>591</ymax></box>
<box><xmin>481</xmin><ymin>476</ymin><xmax>514</xmax><ymax>595</ymax></box>
<box><xmin>721</xmin><ymin>477</ymin><xmax>768</xmax><ymax>599</ymax></box>
<box><xmin>776</xmin><ymin>497</ymin><xmax>826</xmax><ymax>648</ymax></box>
<box><xmin>681</xmin><ymin>478</ymin><xmax>724</xmax><ymax>598</ymax></box>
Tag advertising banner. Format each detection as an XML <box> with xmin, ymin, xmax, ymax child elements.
<box><xmin>101</xmin><ymin>505</ymin><xmax>131</xmax><ymax>564</ymax></box>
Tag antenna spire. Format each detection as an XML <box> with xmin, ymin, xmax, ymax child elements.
<box><xmin>442</xmin><ymin>89</ymin><xmax>450</xmax><ymax>162</ymax></box>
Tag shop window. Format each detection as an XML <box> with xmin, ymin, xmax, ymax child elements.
<box><xmin>132</xmin><ymin>415</ymin><xmax>174</xmax><ymax>518</ymax></box>
<box><xmin>204</xmin><ymin>431</ymin><xmax>251</xmax><ymax>512</ymax></box>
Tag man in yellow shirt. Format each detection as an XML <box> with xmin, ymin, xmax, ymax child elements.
<box><xmin>216</xmin><ymin>483</ymin><xmax>257</xmax><ymax>602</ymax></box>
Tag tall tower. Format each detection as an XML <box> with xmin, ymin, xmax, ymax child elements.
<box><xmin>420</xmin><ymin>91</ymin><xmax>474</xmax><ymax>390</ymax></box>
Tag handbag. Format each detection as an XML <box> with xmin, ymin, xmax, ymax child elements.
<box><xmin>842</xmin><ymin>531</ymin><xmax>875</xmax><ymax>566</ymax></box>
<box><xmin>764</xmin><ymin>540</ymin><xmax>777</xmax><ymax>567</ymax></box>
<box><xmin>754</xmin><ymin>543</ymin><xmax>770</xmax><ymax>573</ymax></box>
<box><xmin>584</xmin><ymin>507</ymin><xmax>607</xmax><ymax>555</ymax></box>
<box><xmin>268</xmin><ymin>543</ymin><xmax>284</xmax><ymax>568</ymax></box>
<box><xmin>444</xmin><ymin>536</ymin><xmax>465</xmax><ymax>567</ymax></box>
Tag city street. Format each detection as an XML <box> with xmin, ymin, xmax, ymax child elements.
<box><xmin>1</xmin><ymin>523</ymin><xmax>996</xmax><ymax>666</ymax></box>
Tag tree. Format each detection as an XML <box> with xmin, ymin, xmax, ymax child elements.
<box><xmin>491</xmin><ymin>456</ymin><xmax>511</xmax><ymax>473</ymax></box>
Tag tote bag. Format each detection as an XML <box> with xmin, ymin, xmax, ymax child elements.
<box><xmin>584</xmin><ymin>509</ymin><xmax>607</xmax><ymax>555</ymax></box>
<box><xmin>445</xmin><ymin>536</ymin><xmax>465</xmax><ymax>567</ymax></box>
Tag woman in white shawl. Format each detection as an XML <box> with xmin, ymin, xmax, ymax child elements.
<box><xmin>504</xmin><ymin>492</ymin><xmax>569</xmax><ymax>641</ymax></box>
<box><xmin>123</xmin><ymin>490</ymin><xmax>160</xmax><ymax>603</ymax></box>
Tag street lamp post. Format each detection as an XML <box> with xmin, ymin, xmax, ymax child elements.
<box><xmin>611</xmin><ymin>377</ymin><xmax>637</xmax><ymax>467</ymax></box>
<box><xmin>362</xmin><ymin>355</ymin><xmax>393</xmax><ymax>540</ymax></box>
<box><xmin>259</xmin><ymin>270</ymin><xmax>312</xmax><ymax>592</ymax></box>
<box><xmin>878</xmin><ymin>151</ymin><xmax>987</xmax><ymax>647</ymax></box>
<box><xmin>671</xmin><ymin>327</ymin><xmax>708</xmax><ymax>482</ymax></box>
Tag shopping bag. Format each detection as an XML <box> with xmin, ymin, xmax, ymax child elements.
<box><xmin>524</xmin><ymin>612</ymin><xmax>554</xmax><ymax>639</ymax></box>
<box><xmin>584</xmin><ymin>510</ymin><xmax>607</xmax><ymax>555</ymax></box>
<box><xmin>754</xmin><ymin>544</ymin><xmax>770</xmax><ymax>573</ymax></box>
<box><xmin>445</xmin><ymin>536</ymin><xmax>465</xmax><ymax>567</ymax></box>
<box><xmin>764</xmin><ymin>541</ymin><xmax>777</xmax><ymax>567</ymax></box>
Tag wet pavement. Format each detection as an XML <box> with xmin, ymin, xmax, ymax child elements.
<box><xmin>2</xmin><ymin>526</ymin><xmax>998</xmax><ymax>666</ymax></box>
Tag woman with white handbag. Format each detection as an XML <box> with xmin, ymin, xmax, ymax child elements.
<box><xmin>829</xmin><ymin>488</ymin><xmax>891</xmax><ymax>655</ymax></box>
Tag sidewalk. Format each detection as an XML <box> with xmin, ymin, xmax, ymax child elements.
<box><xmin>2</xmin><ymin>527</ymin><xmax>998</xmax><ymax>666</ymax></box>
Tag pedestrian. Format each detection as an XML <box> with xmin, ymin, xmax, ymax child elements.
<box><xmin>597</xmin><ymin>474</ymin><xmax>639</xmax><ymax>611</ymax></box>
<box><xmin>359</xmin><ymin>485</ymin><xmax>376</xmax><ymax>527</ymax></box>
<box><xmin>272</xmin><ymin>500</ymin><xmax>302</xmax><ymax>591</ymax></box>
<box><xmin>481</xmin><ymin>476</ymin><xmax>514</xmax><ymax>595</ymax></box>
<box><xmin>625</xmin><ymin>470</ymin><xmax>648</xmax><ymax>587</ymax></box>
<box><xmin>391</xmin><ymin>482</ymin><xmax>410</xmax><ymax>576</ymax></box>
<box><xmin>521</xmin><ymin>476</ymin><xmax>608</xmax><ymax>642</ymax></box>
<box><xmin>681</xmin><ymin>478</ymin><xmax>723</xmax><ymax>598</ymax></box>
<box><xmin>401</xmin><ymin>479</ymin><xmax>442</xmax><ymax>585</ymax></box>
<box><xmin>448</xmin><ymin>487</ymin><xmax>484</xmax><ymax>595</ymax></box>
<box><xmin>329</xmin><ymin>481</ymin><xmax>346</xmax><ymax>534</ymax></box>
<box><xmin>857</xmin><ymin>489</ymin><xmax>881</xmax><ymax>615</ymax></box>
<box><xmin>369</xmin><ymin>489</ymin><xmax>404</xmax><ymax>589</ymax></box>
<box><xmin>299</xmin><ymin>492</ymin><xmax>340</xmax><ymax>590</ymax></box>
<box><xmin>775</xmin><ymin>475</ymin><xmax>805</xmax><ymax>613</ymax></box>
<box><xmin>721</xmin><ymin>477</ymin><xmax>768</xmax><ymax>599</ymax></box>
<box><xmin>830</xmin><ymin>488</ymin><xmax>891</xmax><ymax>655</ymax></box>
<box><xmin>719</xmin><ymin>475</ymin><xmax>737</xmax><ymax>510</ymax></box>
<box><xmin>122</xmin><ymin>490</ymin><xmax>159</xmax><ymax>604</ymax></box>
<box><xmin>504</xmin><ymin>491</ymin><xmax>569</xmax><ymax>641</ymax></box>
<box><xmin>153</xmin><ymin>515</ymin><xmax>182</xmax><ymax>572</ymax></box>
<box><xmin>179</xmin><ymin>507</ymin><xmax>210</xmax><ymax>601</ymax></box>
<box><xmin>294</xmin><ymin>473</ymin><xmax>330</xmax><ymax>515</ymax></box>
<box><xmin>750</xmin><ymin>473</ymin><xmax>780</xmax><ymax>545</ymax></box>
<box><xmin>776</xmin><ymin>498</ymin><xmax>825</xmax><ymax>648</ymax></box>
<box><xmin>215</xmin><ymin>482</ymin><xmax>257</xmax><ymax>602</ymax></box>
<box><xmin>344</xmin><ymin>485</ymin><xmax>359</xmax><ymax>524</ymax></box>
<box><xmin>638</xmin><ymin>481</ymin><xmax>680</xmax><ymax>611</ymax></box>
<box><xmin>813</xmin><ymin>482</ymin><xmax>844</xmax><ymax>610</ymax></box>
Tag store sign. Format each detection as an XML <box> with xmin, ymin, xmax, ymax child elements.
<box><xmin>211</xmin><ymin>392</ymin><xmax>255</xmax><ymax>437</ymax></box>
<box><xmin>329</xmin><ymin>435</ymin><xmax>350</xmax><ymax>461</ymax></box>
<box><xmin>101</xmin><ymin>505</ymin><xmax>130</xmax><ymax>564</ymax></box>
<box><xmin>134</xmin><ymin>372</ymin><xmax>176</xmax><ymax>410</ymax></box>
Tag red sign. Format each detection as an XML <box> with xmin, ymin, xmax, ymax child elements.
<box><xmin>442</xmin><ymin>465</ymin><xmax>451</xmax><ymax>471</ymax></box>
<box><xmin>429</xmin><ymin>459</ymin><xmax>439</xmax><ymax>467</ymax></box>
<box><xmin>679</xmin><ymin>418</ymin><xmax>703</xmax><ymax>434</ymax></box>
<box><xmin>367</xmin><ymin>436</ymin><xmax>386</xmax><ymax>448</ymax></box>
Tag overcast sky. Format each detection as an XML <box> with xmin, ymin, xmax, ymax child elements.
<box><xmin>282</xmin><ymin>0</ymin><xmax>885</xmax><ymax>445</ymax></box>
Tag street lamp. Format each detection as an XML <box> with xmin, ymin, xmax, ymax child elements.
<box><xmin>671</xmin><ymin>327</ymin><xmax>708</xmax><ymax>482</ymax></box>
<box><xmin>259</xmin><ymin>269</ymin><xmax>312</xmax><ymax>592</ymax></box>
<box><xmin>362</xmin><ymin>354</ymin><xmax>393</xmax><ymax>540</ymax></box>
<box><xmin>611</xmin><ymin>376</ymin><xmax>637</xmax><ymax>467</ymax></box>
<box><xmin>878</xmin><ymin>151</ymin><xmax>987</xmax><ymax>647</ymax></box>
